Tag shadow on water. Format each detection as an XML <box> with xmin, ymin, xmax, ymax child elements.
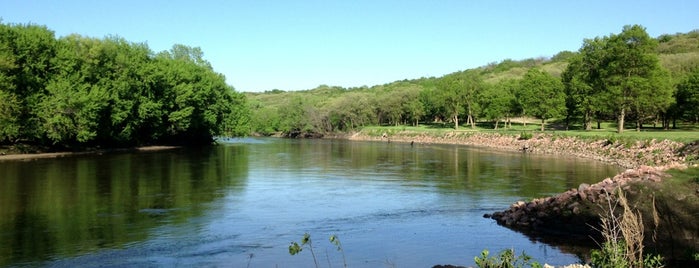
<box><xmin>0</xmin><ymin>145</ymin><xmax>249</xmax><ymax>266</ymax></box>
<box><xmin>0</xmin><ymin>138</ymin><xmax>623</xmax><ymax>267</ymax></box>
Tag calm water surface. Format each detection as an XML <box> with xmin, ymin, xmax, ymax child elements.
<box><xmin>0</xmin><ymin>138</ymin><xmax>621</xmax><ymax>267</ymax></box>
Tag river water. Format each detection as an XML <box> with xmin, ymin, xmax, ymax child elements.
<box><xmin>0</xmin><ymin>138</ymin><xmax>621</xmax><ymax>267</ymax></box>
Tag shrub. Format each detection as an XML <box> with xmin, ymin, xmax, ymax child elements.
<box><xmin>474</xmin><ymin>249</ymin><xmax>541</xmax><ymax>268</ymax></box>
<box><xmin>518</xmin><ymin>132</ymin><xmax>533</xmax><ymax>140</ymax></box>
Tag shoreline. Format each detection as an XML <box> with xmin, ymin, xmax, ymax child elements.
<box><xmin>343</xmin><ymin>130</ymin><xmax>694</xmax><ymax>169</ymax></box>
<box><xmin>0</xmin><ymin>145</ymin><xmax>180</xmax><ymax>162</ymax></box>
<box><xmin>342</xmin><ymin>130</ymin><xmax>699</xmax><ymax>264</ymax></box>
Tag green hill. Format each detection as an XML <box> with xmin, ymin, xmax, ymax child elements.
<box><xmin>247</xmin><ymin>28</ymin><xmax>699</xmax><ymax>136</ymax></box>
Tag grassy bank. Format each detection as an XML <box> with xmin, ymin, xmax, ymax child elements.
<box><xmin>353</xmin><ymin>124</ymin><xmax>698</xmax><ymax>168</ymax></box>
<box><xmin>359</xmin><ymin>121</ymin><xmax>699</xmax><ymax>143</ymax></box>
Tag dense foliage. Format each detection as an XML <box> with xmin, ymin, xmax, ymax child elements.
<box><xmin>247</xmin><ymin>25</ymin><xmax>699</xmax><ymax>136</ymax></box>
<box><xmin>0</xmin><ymin>22</ymin><xmax>248</xmax><ymax>148</ymax></box>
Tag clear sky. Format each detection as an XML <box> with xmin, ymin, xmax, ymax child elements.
<box><xmin>2</xmin><ymin>0</ymin><xmax>698</xmax><ymax>92</ymax></box>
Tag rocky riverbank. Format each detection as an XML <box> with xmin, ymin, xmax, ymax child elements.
<box><xmin>348</xmin><ymin>130</ymin><xmax>696</xmax><ymax>168</ymax></box>
<box><xmin>484</xmin><ymin>164</ymin><xmax>674</xmax><ymax>228</ymax></box>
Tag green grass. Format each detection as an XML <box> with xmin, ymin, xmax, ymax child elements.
<box><xmin>666</xmin><ymin>165</ymin><xmax>699</xmax><ymax>185</ymax></box>
<box><xmin>360</xmin><ymin>120</ymin><xmax>699</xmax><ymax>143</ymax></box>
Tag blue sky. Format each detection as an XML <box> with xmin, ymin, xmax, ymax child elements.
<box><xmin>2</xmin><ymin>0</ymin><xmax>698</xmax><ymax>92</ymax></box>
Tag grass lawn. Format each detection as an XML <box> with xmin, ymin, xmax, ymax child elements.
<box><xmin>361</xmin><ymin>119</ymin><xmax>699</xmax><ymax>143</ymax></box>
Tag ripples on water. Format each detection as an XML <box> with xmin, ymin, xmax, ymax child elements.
<box><xmin>0</xmin><ymin>138</ymin><xmax>621</xmax><ymax>267</ymax></box>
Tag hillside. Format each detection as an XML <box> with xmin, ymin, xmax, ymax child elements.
<box><xmin>247</xmin><ymin>28</ymin><xmax>699</xmax><ymax>137</ymax></box>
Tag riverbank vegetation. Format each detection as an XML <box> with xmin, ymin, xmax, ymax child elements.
<box><xmin>247</xmin><ymin>25</ymin><xmax>699</xmax><ymax>140</ymax></box>
<box><xmin>0</xmin><ymin>21</ymin><xmax>250</xmax><ymax>151</ymax></box>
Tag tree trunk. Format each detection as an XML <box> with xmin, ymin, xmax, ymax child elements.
<box><xmin>453</xmin><ymin>114</ymin><xmax>459</xmax><ymax>130</ymax></box>
<box><xmin>618</xmin><ymin>107</ymin><xmax>625</xmax><ymax>134</ymax></box>
<box><xmin>494</xmin><ymin>120</ymin><xmax>499</xmax><ymax>130</ymax></box>
<box><xmin>540</xmin><ymin>118</ymin><xmax>545</xmax><ymax>131</ymax></box>
<box><xmin>584</xmin><ymin>111</ymin><xmax>592</xmax><ymax>131</ymax></box>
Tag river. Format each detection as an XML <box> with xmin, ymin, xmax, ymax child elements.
<box><xmin>0</xmin><ymin>138</ymin><xmax>621</xmax><ymax>267</ymax></box>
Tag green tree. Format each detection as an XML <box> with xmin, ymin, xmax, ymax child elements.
<box><xmin>248</xmin><ymin>99</ymin><xmax>281</xmax><ymax>135</ymax></box>
<box><xmin>402</xmin><ymin>86</ymin><xmax>426</xmax><ymax>127</ymax></box>
<box><xmin>518</xmin><ymin>68</ymin><xmax>565</xmax><ymax>131</ymax></box>
<box><xmin>0</xmin><ymin>22</ymin><xmax>57</xmax><ymax>141</ymax></box>
<box><xmin>327</xmin><ymin>92</ymin><xmax>373</xmax><ymax>131</ymax></box>
<box><xmin>0</xmin><ymin>33</ymin><xmax>20</xmax><ymax>141</ymax></box>
<box><xmin>0</xmin><ymin>21</ymin><xmax>249</xmax><ymax>147</ymax></box>
<box><xmin>479</xmin><ymin>80</ymin><xmax>516</xmax><ymax>129</ymax></box>
<box><xmin>562</xmin><ymin>42</ymin><xmax>606</xmax><ymax>130</ymax></box>
<box><xmin>675</xmin><ymin>69</ymin><xmax>699</xmax><ymax>123</ymax></box>
<box><xmin>437</xmin><ymin>76</ymin><xmax>463</xmax><ymax>129</ymax></box>
<box><xmin>278</xmin><ymin>96</ymin><xmax>315</xmax><ymax>135</ymax></box>
<box><xmin>37</xmin><ymin>76</ymin><xmax>108</xmax><ymax>144</ymax></box>
<box><xmin>375</xmin><ymin>89</ymin><xmax>404</xmax><ymax>126</ymax></box>
<box><xmin>601</xmin><ymin>25</ymin><xmax>670</xmax><ymax>133</ymax></box>
<box><xmin>437</xmin><ymin>71</ymin><xmax>483</xmax><ymax>129</ymax></box>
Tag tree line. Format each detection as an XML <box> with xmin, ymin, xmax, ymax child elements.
<box><xmin>0</xmin><ymin>22</ymin><xmax>249</xmax><ymax>148</ymax></box>
<box><xmin>248</xmin><ymin>25</ymin><xmax>699</xmax><ymax>136</ymax></box>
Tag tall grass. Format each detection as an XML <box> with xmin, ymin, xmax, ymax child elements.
<box><xmin>590</xmin><ymin>188</ymin><xmax>664</xmax><ymax>268</ymax></box>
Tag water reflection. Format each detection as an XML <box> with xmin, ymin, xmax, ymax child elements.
<box><xmin>0</xmin><ymin>145</ymin><xmax>248</xmax><ymax>266</ymax></box>
<box><xmin>0</xmin><ymin>139</ymin><xmax>622</xmax><ymax>267</ymax></box>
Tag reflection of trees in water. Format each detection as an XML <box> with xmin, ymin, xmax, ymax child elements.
<box><xmin>263</xmin><ymin>139</ymin><xmax>619</xmax><ymax>200</ymax></box>
<box><xmin>0</xmin><ymin>146</ymin><xmax>249</xmax><ymax>266</ymax></box>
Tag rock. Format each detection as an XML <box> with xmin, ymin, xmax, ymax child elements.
<box><xmin>578</xmin><ymin>183</ymin><xmax>590</xmax><ymax>192</ymax></box>
<box><xmin>578</xmin><ymin>190</ymin><xmax>587</xmax><ymax>200</ymax></box>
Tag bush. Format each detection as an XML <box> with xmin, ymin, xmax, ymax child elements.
<box><xmin>518</xmin><ymin>132</ymin><xmax>533</xmax><ymax>140</ymax></box>
<box><xmin>474</xmin><ymin>249</ymin><xmax>541</xmax><ymax>268</ymax></box>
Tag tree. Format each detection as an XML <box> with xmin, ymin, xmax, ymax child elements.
<box><xmin>331</xmin><ymin>92</ymin><xmax>373</xmax><ymax>130</ymax></box>
<box><xmin>562</xmin><ymin>42</ymin><xmax>606</xmax><ymax>130</ymax></box>
<box><xmin>675</xmin><ymin>69</ymin><xmax>699</xmax><ymax>123</ymax></box>
<box><xmin>402</xmin><ymin>86</ymin><xmax>426</xmax><ymax>127</ymax></box>
<box><xmin>375</xmin><ymin>90</ymin><xmax>404</xmax><ymax>126</ymax></box>
<box><xmin>0</xmin><ymin>32</ymin><xmax>20</xmax><ymax>141</ymax></box>
<box><xmin>479</xmin><ymin>80</ymin><xmax>516</xmax><ymax>129</ymax></box>
<box><xmin>600</xmin><ymin>25</ymin><xmax>669</xmax><ymax>133</ymax></box>
<box><xmin>436</xmin><ymin>71</ymin><xmax>483</xmax><ymax>129</ymax></box>
<box><xmin>37</xmin><ymin>76</ymin><xmax>108</xmax><ymax>144</ymax></box>
<box><xmin>0</xmin><ymin>21</ymin><xmax>249</xmax><ymax>147</ymax></box>
<box><xmin>0</xmin><ymin>22</ymin><xmax>57</xmax><ymax>141</ymax></box>
<box><xmin>518</xmin><ymin>68</ymin><xmax>566</xmax><ymax>131</ymax></box>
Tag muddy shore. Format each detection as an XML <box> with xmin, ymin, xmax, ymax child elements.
<box><xmin>0</xmin><ymin>145</ymin><xmax>180</xmax><ymax>161</ymax></box>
